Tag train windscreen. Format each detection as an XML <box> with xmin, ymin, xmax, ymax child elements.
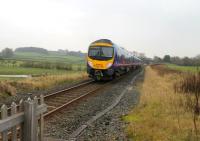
<box><xmin>88</xmin><ymin>47</ymin><xmax>114</xmax><ymax>60</ymax></box>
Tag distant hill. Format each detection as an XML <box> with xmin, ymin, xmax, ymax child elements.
<box><xmin>15</xmin><ymin>47</ymin><xmax>48</xmax><ymax>54</ymax></box>
<box><xmin>15</xmin><ymin>47</ymin><xmax>86</xmax><ymax>58</ymax></box>
<box><xmin>67</xmin><ymin>51</ymin><xmax>86</xmax><ymax>58</ymax></box>
<box><xmin>6</xmin><ymin>47</ymin><xmax>86</xmax><ymax>64</ymax></box>
<box><xmin>57</xmin><ymin>49</ymin><xmax>87</xmax><ymax>58</ymax></box>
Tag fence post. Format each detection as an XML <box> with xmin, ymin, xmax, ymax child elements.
<box><xmin>23</xmin><ymin>99</ymin><xmax>37</xmax><ymax>141</ymax></box>
<box><xmin>11</xmin><ymin>102</ymin><xmax>17</xmax><ymax>141</ymax></box>
<box><xmin>19</xmin><ymin>99</ymin><xmax>24</xmax><ymax>141</ymax></box>
<box><xmin>39</xmin><ymin>95</ymin><xmax>44</xmax><ymax>141</ymax></box>
<box><xmin>1</xmin><ymin>104</ymin><xmax>8</xmax><ymax>141</ymax></box>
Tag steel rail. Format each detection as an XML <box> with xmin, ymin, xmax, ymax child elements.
<box><xmin>0</xmin><ymin>80</ymin><xmax>95</xmax><ymax>141</ymax></box>
<box><xmin>44</xmin><ymin>80</ymin><xmax>95</xmax><ymax>98</ymax></box>
<box><xmin>43</xmin><ymin>73</ymin><xmax>129</xmax><ymax>118</ymax></box>
<box><xmin>43</xmin><ymin>83</ymin><xmax>106</xmax><ymax>117</ymax></box>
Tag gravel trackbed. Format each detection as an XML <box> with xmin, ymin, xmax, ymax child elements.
<box><xmin>44</xmin><ymin>69</ymin><xmax>144</xmax><ymax>141</ymax></box>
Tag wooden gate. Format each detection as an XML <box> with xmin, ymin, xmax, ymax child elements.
<box><xmin>0</xmin><ymin>95</ymin><xmax>47</xmax><ymax>141</ymax></box>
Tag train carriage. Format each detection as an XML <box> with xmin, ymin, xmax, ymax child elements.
<box><xmin>87</xmin><ymin>39</ymin><xmax>142</xmax><ymax>80</ymax></box>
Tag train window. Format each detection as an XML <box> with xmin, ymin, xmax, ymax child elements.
<box><xmin>88</xmin><ymin>46</ymin><xmax>114</xmax><ymax>60</ymax></box>
<box><xmin>88</xmin><ymin>47</ymin><xmax>101</xmax><ymax>57</ymax></box>
<box><xmin>101</xmin><ymin>47</ymin><xmax>113</xmax><ymax>57</ymax></box>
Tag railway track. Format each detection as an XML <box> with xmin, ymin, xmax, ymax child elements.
<box><xmin>0</xmin><ymin>79</ymin><xmax>108</xmax><ymax>118</ymax></box>
<box><xmin>1</xmin><ymin>78</ymin><xmax>118</xmax><ymax>119</ymax></box>
<box><xmin>0</xmin><ymin>80</ymin><xmax>95</xmax><ymax>116</ymax></box>
<box><xmin>43</xmin><ymin>80</ymin><xmax>108</xmax><ymax>117</ymax></box>
<box><xmin>0</xmin><ymin>70</ymin><xmax>141</xmax><ymax>140</ymax></box>
<box><xmin>44</xmin><ymin>70</ymin><xmax>142</xmax><ymax>140</ymax></box>
<box><xmin>0</xmin><ymin>80</ymin><xmax>108</xmax><ymax>140</ymax></box>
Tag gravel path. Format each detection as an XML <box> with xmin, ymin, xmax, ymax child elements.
<box><xmin>44</xmin><ymin>69</ymin><xmax>144</xmax><ymax>141</ymax></box>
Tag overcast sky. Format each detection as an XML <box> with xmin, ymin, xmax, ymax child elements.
<box><xmin>0</xmin><ymin>0</ymin><xmax>200</xmax><ymax>57</ymax></box>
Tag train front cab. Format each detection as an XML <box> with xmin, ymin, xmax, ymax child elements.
<box><xmin>87</xmin><ymin>43</ymin><xmax>115</xmax><ymax>81</ymax></box>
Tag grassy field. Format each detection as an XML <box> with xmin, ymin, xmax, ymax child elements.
<box><xmin>0</xmin><ymin>51</ymin><xmax>86</xmax><ymax>75</ymax></box>
<box><xmin>167</xmin><ymin>63</ymin><xmax>199</xmax><ymax>72</ymax></box>
<box><xmin>0</xmin><ymin>65</ymin><xmax>69</xmax><ymax>75</ymax></box>
<box><xmin>123</xmin><ymin>65</ymin><xmax>200</xmax><ymax>141</ymax></box>
<box><xmin>11</xmin><ymin>52</ymin><xmax>86</xmax><ymax>64</ymax></box>
<box><xmin>0</xmin><ymin>51</ymin><xmax>87</xmax><ymax>75</ymax></box>
<box><xmin>0</xmin><ymin>51</ymin><xmax>88</xmax><ymax>98</ymax></box>
<box><xmin>0</xmin><ymin>71</ymin><xmax>88</xmax><ymax>99</ymax></box>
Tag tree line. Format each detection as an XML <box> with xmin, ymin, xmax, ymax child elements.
<box><xmin>15</xmin><ymin>47</ymin><xmax>48</xmax><ymax>54</ymax></box>
<box><xmin>153</xmin><ymin>55</ymin><xmax>200</xmax><ymax>66</ymax></box>
<box><xmin>0</xmin><ymin>47</ymin><xmax>86</xmax><ymax>58</ymax></box>
<box><xmin>0</xmin><ymin>48</ymin><xmax>14</xmax><ymax>58</ymax></box>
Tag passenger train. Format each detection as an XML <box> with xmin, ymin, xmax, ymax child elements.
<box><xmin>87</xmin><ymin>39</ymin><xmax>142</xmax><ymax>80</ymax></box>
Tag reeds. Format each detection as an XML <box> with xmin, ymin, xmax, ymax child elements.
<box><xmin>174</xmin><ymin>72</ymin><xmax>200</xmax><ymax>136</ymax></box>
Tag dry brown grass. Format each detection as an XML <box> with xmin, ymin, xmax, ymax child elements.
<box><xmin>0</xmin><ymin>72</ymin><xmax>88</xmax><ymax>98</ymax></box>
<box><xmin>10</xmin><ymin>72</ymin><xmax>88</xmax><ymax>91</ymax></box>
<box><xmin>0</xmin><ymin>82</ymin><xmax>16</xmax><ymax>97</ymax></box>
<box><xmin>151</xmin><ymin>64</ymin><xmax>181</xmax><ymax>76</ymax></box>
<box><xmin>174</xmin><ymin>72</ymin><xmax>200</xmax><ymax>136</ymax></box>
<box><xmin>123</xmin><ymin>66</ymin><xmax>200</xmax><ymax>141</ymax></box>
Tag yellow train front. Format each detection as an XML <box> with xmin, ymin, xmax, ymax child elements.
<box><xmin>87</xmin><ymin>39</ymin><xmax>142</xmax><ymax>81</ymax></box>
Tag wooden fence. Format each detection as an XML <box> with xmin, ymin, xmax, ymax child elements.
<box><xmin>0</xmin><ymin>95</ymin><xmax>47</xmax><ymax>141</ymax></box>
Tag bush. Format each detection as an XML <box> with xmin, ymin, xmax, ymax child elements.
<box><xmin>0</xmin><ymin>82</ymin><xmax>16</xmax><ymax>96</ymax></box>
<box><xmin>175</xmin><ymin>72</ymin><xmax>200</xmax><ymax>136</ymax></box>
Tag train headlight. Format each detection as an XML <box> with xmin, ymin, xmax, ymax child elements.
<box><xmin>106</xmin><ymin>63</ymin><xmax>112</xmax><ymax>68</ymax></box>
<box><xmin>88</xmin><ymin>61</ymin><xmax>93</xmax><ymax>67</ymax></box>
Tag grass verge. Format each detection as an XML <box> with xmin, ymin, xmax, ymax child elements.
<box><xmin>0</xmin><ymin>82</ymin><xmax>16</xmax><ymax>99</ymax></box>
<box><xmin>167</xmin><ymin>64</ymin><xmax>199</xmax><ymax>73</ymax></box>
<box><xmin>12</xmin><ymin>72</ymin><xmax>88</xmax><ymax>91</ymax></box>
<box><xmin>0</xmin><ymin>71</ymin><xmax>88</xmax><ymax>98</ymax></box>
<box><xmin>123</xmin><ymin>66</ymin><xmax>200</xmax><ymax>141</ymax></box>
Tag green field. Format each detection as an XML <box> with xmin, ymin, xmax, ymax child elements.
<box><xmin>0</xmin><ymin>65</ymin><xmax>69</xmax><ymax>75</ymax></box>
<box><xmin>0</xmin><ymin>51</ymin><xmax>87</xmax><ymax>76</ymax></box>
<box><xmin>0</xmin><ymin>50</ymin><xmax>89</xmax><ymax>97</ymax></box>
<box><xmin>10</xmin><ymin>52</ymin><xmax>86</xmax><ymax>64</ymax></box>
<box><xmin>167</xmin><ymin>64</ymin><xmax>200</xmax><ymax>72</ymax></box>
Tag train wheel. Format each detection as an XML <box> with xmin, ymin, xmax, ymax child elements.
<box><xmin>112</xmin><ymin>73</ymin><xmax>116</xmax><ymax>79</ymax></box>
<box><xmin>95</xmin><ymin>75</ymin><xmax>101</xmax><ymax>81</ymax></box>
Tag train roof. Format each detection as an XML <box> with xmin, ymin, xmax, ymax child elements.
<box><xmin>91</xmin><ymin>39</ymin><xmax>113</xmax><ymax>45</ymax></box>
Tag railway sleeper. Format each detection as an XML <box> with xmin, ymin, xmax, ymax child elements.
<box><xmin>46</xmin><ymin>99</ymin><xmax>68</xmax><ymax>104</ymax></box>
<box><xmin>45</xmin><ymin>102</ymin><xmax>63</xmax><ymax>107</ymax></box>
